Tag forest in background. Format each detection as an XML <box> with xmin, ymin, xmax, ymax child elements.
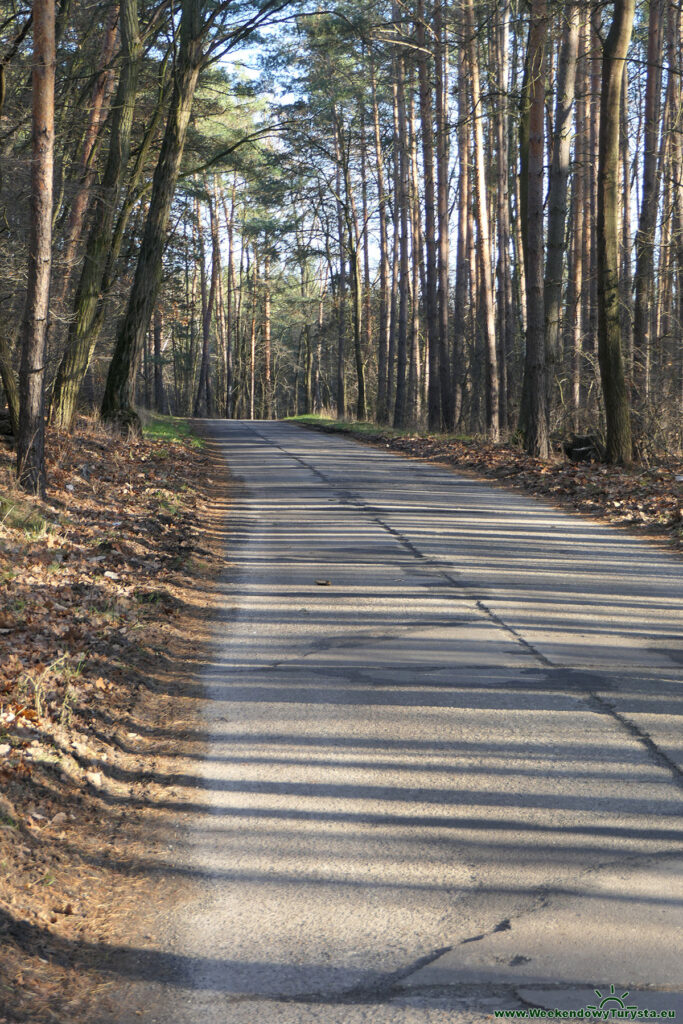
<box><xmin>1</xmin><ymin>0</ymin><xmax>682</xmax><ymax>494</ymax></box>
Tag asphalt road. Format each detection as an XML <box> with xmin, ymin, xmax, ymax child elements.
<box><xmin>111</xmin><ymin>421</ymin><xmax>683</xmax><ymax>1024</ymax></box>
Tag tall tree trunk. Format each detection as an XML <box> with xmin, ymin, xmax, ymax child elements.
<box><xmin>248</xmin><ymin>249</ymin><xmax>257</xmax><ymax>420</ymax></box>
<box><xmin>408</xmin><ymin>82</ymin><xmax>422</xmax><ymax>424</ymax></box>
<box><xmin>193</xmin><ymin>190</ymin><xmax>218</xmax><ymax>417</ymax></box>
<box><xmin>544</xmin><ymin>2</ymin><xmax>579</xmax><ymax>412</ymax></box>
<box><xmin>153</xmin><ymin>307</ymin><xmax>164</xmax><ymax>412</ymax></box>
<box><xmin>50</xmin><ymin>0</ymin><xmax>142</xmax><ymax>430</ymax></box>
<box><xmin>632</xmin><ymin>0</ymin><xmax>663</xmax><ymax>406</ymax></box>
<box><xmin>334</xmin><ymin>124</ymin><xmax>346</xmax><ymax>418</ymax></box>
<box><xmin>17</xmin><ymin>0</ymin><xmax>54</xmax><ymax>495</ymax></box>
<box><xmin>434</xmin><ymin>0</ymin><xmax>453</xmax><ymax>427</ymax></box>
<box><xmin>577</xmin><ymin>11</ymin><xmax>591</xmax><ymax>424</ymax></box>
<box><xmin>416</xmin><ymin>0</ymin><xmax>441</xmax><ymax>430</ymax></box>
<box><xmin>392</xmin><ymin>24</ymin><xmax>410</xmax><ymax>429</ymax></box>
<box><xmin>101</xmin><ymin>0</ymin><xmax>204</xmax><ymax>429</ymax></box>
<box><xmin>263</xmin><ymin>249</ymin><xmax>272</xmax><ymax>418</ymax></box>
<box><xmin>359</xmin><ymin>95</ymin><xmax>372</xmax><ymax>417</ymax></box>
<box><xmin>221</xmin><ymin>174</ymin><xmax>236</xmax><ymax>417</ymax></box>
<box><xmin>464</xmin><ymin>0</ymin><xmax>500</xmax><ymax>439</ymax></box>
<box><xmin>494</xmin><ymin>0</ymin><xmax>511</xmax><ymax>431</ymax></box>
<box><xmin>54</xmin><ymin>3</ymin><xmax>119</xmax><ymax>309</ymax></box>
<box><xmin>597</xmin><ymin>0</ymin><xmax>634</xmax><ymax>464</ymax></box>
<box><xmin>619</xmin><ymin>66</ymin><xmax>633</xmax><ymax>379</ymax></box>
<box><xmin>521</xmin><ymin>0</ymin><xmax>549</xmax><ymax>457</ymax></box>
<box><xmin>387</xmin><ymin>63</ymin><xmax>401</xmax><ymax>418</ymax></box>
<box><xmin>670</xmin><ymin>4</ymin><xmax>683</xmax><ymax>420</ymax></box>
<box><xmin>0</xmin><ymin>330</ymin><xmax>19</xmax><ymax>436</ymax></box>
<box><xmin>588</xmin><ymin>12</ymin><xmax>601</xmax><ymax>380</ymax></box>
<box><xmin>453</xmin><ymin>61</ymin><xmax>470</xmax><ymax>430</ymax></box>
<box><xmin>193</xmin><ymin>194</ymin><xmax>209</xmax><ymax>416</ymax></box>
<box><xmin>371</xmin><ymin>55</ymin><xmax>390</xmax><ymax>424</ymax></box>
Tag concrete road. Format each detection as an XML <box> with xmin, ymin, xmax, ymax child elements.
<box><xmin>110</xmin><ymin>421</ymin><xmax>683</xmax><ymax>1024</ymax></box>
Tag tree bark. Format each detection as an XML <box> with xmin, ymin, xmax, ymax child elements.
<box><xmin>0</xmin><ymin>329</ymin><xmax>19</xmax><ymax>436</ymax></box>
<box><xmin>464</xmin><ymin>0</ymin><xmax>499</xmax><ymax>439</ymax></box>
<box><xmin>521</xmin><ymin>0</ymin><xmax>549</xmax><ymax>457</ymax></box>
<box><xmin>333</xmin><ymin>123</ymin><xmax>346</xmax><ymax>418</ymax></box>
<box><xmin>54</xmin><ymin>3</ymin><xmax>119</xmax><ymax>309</ymax></box>
<box><xmin>494</xmin><ymin>0</ymin><xmax>511</xmax><ymax>431</ymax></box>
<box><xmin>434</xmin><ymin>0</ymin><xmax>453</xmax><ymax>427</ymax></box>
<box><xmin>453</xmin><ymin>59</ymin><xmax>469</xmax><ymax>430</ymax></box>
<box><xmin>632</xmin><ymin>0</ymin><xmax>663</xmax><ymax>405</ymax></box>
<box><xmin>50</xmin><ymin>0</ymin><xmax>142</xmax><ymax>430</ymax></box>
<box><xmin>153</xmin><ymin>307</ymin><xmax>164</xmax><ymax>412</ymax></box>
<box><xmin>193</xmin><ymin>189</ymin><xmax>217</xmax><ymax>418</ymax></box>
<box><xmin>619</xmin><ymin>66</ymin><xmax>633</xmax><ymax>380</ymax></box>
<box><xmin>597</xmin><ymin>0</ymin><xmax>634</xmax><ymax>464</ymax></box>
<box><xmin>17</xmin><ymin>0</ymin><xmax>54</xmax><ymax>495</ymax></box>
<box><xmin>101</xmin><ymin>0</ymin><xmax>204</xmax><ymax>428</ymax></box>
<box><xmin>370</xmin><ymin>54</ymin><xmax>390</xmax><ymax>424</ymax></box>
<box><xmin>263</xmin><ymin>249</ymin><xmax>272</xmax><ymax>418</ymax></box>
<box><xmin>392</xmin><ymin>18</ymin><xmax>410</xmax><ymax>429</ymax></box>
<box><xmin>544</xmin><ymin>3</ymin><xmax>579</xmax><ymax>412</ymax></box>
<box><xmin>416</xmin><ymin>0</ymin><xmax>441</xmax><ymax>430</ymax></box>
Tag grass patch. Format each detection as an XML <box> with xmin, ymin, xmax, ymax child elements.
<box><xmin>0</xmin><ymin>495</ymin><xmax>50</xmax><ymax>538</ymax></box>
<box><xmin>142</xmin><ymin>414</ymin><xmax>203</xmax><ymax>449</ymax></box>
<box><xmin>287</xmin><ymin>414</ymin><xmax>394</xmax><ymax>438</ymax></box>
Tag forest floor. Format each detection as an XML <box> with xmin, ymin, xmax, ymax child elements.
<box><xmin>0</xmin><ymin>415</ymin><xmax>228</xmax><ymax>1023</ymax></box>
<box><xmin>290</xmin><ymin>415</ymin><xmax>683</xmax><ymax>552</ymax></box>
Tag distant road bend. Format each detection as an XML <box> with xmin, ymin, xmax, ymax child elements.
<box><xmin>110</xmin><ymin>421</ymin><xmax>683</xmax><ymax>1024</ymax></box>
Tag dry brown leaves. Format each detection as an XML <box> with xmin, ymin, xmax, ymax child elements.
<box><xmin>0</xmin><ymin>416</ymin><xmax>222</xmax><ymax>1023</ymax></box>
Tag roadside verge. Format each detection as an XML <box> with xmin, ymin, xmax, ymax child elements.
<box><xmin>0</xmin><ymin>415</ymin><xmax>229</xmax><ymax>1024</ymax></box>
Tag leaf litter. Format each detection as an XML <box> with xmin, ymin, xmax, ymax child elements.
<box><xmin>0</xmin><ymin>416</ymin><xmax>226</xmax><ymax>1023</ymax></box>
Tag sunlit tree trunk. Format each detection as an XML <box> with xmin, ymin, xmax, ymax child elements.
<box><xmin>333</xmin><ymin>122</ymin><xmax>347</xmax><ymax>418</ymax></box>
<box><xmin>453</xmin><ymin>59</ymin><xmax>469</xmax><ymax>430</ymax></box>
<box><xmin>153</xmin><ymin>307</ymin><xmax>164</xmax><ymax>413</ymax></box>
<box><xmin>597</xmin><ymin>0</ymin><xmax>634</xmax><ymax>464</ymax></box>
<box><xmin>521</xmin><ymin>0</ymin><xmax>549</xmax><ymax>457</ymax></box>
<box><xmin>619</xmin><ymin>67</ymin><xmax>633</xmax><ymax>380</ymax></box>
<box><xmin>494</xmin><ymin>0</ymin><xmax>511</xmax><ymax>431</ymax></box>
<box><xmin>434</xmin><ymin>0</ymin><xmax>452</xmax><ymax>427</ymax></box>
<box><xmin>54</xmin><ymin>3</ymin><xmax>119</xmax><ymax>309</ymax></box>
<box><xmin>544</xmin><ymin>3</ymin><xmax>579</xmax><ymax>414</ymax></box>
<box><xmin>416</xmin><ymin>0</ymin><xmax>441</xmax><ymax>430</ymax></box>
<box><xmin>101</xmin><ymin>0</ymin><xmax>205</xmax><ymax>429</ymax></box>
<box><xmin>17</xmin><ymin>0</ymin><xmax>55</xmax><ymax>495</ymax></box>
<box><xmin>50</xmin><ymin>0</ymin><xmax>142</xmax><ymax>430</ymax></box>
<box><xmin>392</xmin><ymin>23</ymin><xmax>410</xmax><ymax>429</ymax></box>
<box><xmin>464</xmin><ymin>0</ymin><xmax>499</xmax><ymax>439</ymax></box>
<box><xmin>371</xmin><ymin>55</ymin><xmax>390</xmax><ymax>423</ymax></box>
<box><xmin>263</xmin><ymin>249</ymin><xmax>272</xmax><ymax>418</ymax></box>
<box><xmin>633</xmin><ymin>0</ymin><xmax>663</xmax><ymax>405</ymax></box>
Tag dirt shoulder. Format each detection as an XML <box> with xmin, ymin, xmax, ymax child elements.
<box><xmin>0</xmin><ymin>417</ymin><xmax>229</xmax><ymax>1024</ymax></box>
<box><xmin>291</xmin><ymin>417</ymin><xmax>683</xmax><ymax>552</ymax></box>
